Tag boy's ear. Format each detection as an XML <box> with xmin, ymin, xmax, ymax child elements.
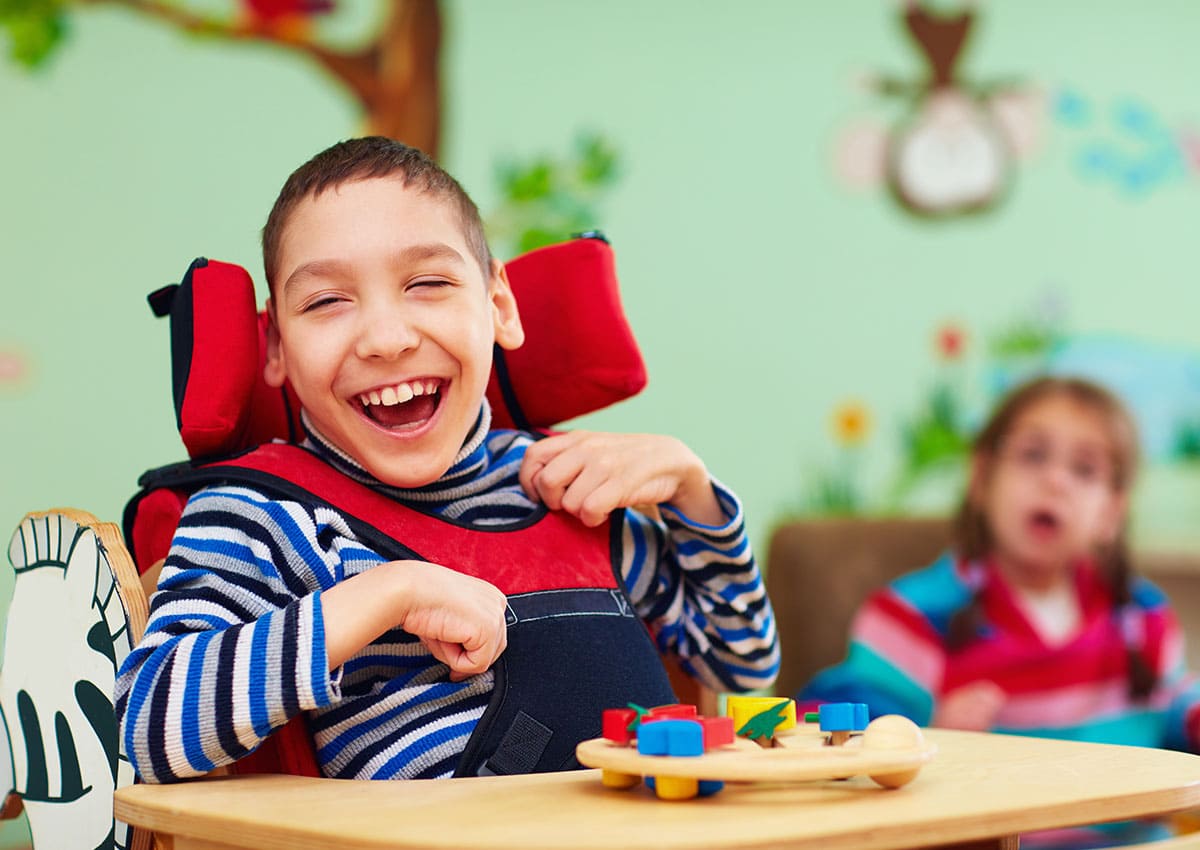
<box><xmin>489</xmin><ymin>260</ymin><xmax>525</xmax><ymax>351</ymax></box>
<box><xmin>263</xmin><ymin>298</ymin><xmax>287</xmax><ymax>388</ymax></box>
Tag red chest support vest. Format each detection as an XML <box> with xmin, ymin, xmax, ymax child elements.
<box><xmin>129</xmin><ymin>442</ymin><xmax>678</xmax><ymax>777</ymax></box>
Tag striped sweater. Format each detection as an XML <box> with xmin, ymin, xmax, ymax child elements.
<box><xmin>799</xmin><ymin>551</ymin><xmax>1200</xmax><ymax>752</ymax></box>
<box><xmin>116</xmin><ymin>407</ymin><xmax>779</xmax><ymax>783</ymax></box>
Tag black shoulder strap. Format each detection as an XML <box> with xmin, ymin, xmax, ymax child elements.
<box><xmin>122</xmin><ymin>447</ymin><xmax>424</xmax><ymax>564</ymax></box>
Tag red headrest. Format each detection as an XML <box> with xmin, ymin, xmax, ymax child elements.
<box><xmin>150</xmin><ymin>236</ymin><xmax>646</xmax><ymax>459</ymax></box>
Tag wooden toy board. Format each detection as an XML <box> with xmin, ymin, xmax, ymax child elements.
<box><xmin>576</xmin><ymin>718</ymin><xmax>937</xmax><ymax>785</ymax></box>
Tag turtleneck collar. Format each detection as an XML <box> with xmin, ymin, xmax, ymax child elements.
<box><xmin>299</xmin><ymin>400</ymin><xmax>493</xmax><ymax>502</ymax></box>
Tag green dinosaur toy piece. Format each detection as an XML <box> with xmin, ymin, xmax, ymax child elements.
<box><xmin>738</xmin><ymin>702</ymin><xmax>789</xmax><ymax>741</ymax></box>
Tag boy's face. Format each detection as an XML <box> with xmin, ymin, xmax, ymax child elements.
<box><xmin>264</xmin><ymin>177</ymin><xmax>523</xmax><ymax>488</ymax></box>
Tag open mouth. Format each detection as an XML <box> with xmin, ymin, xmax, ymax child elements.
<box><xmin>356</xmin><ymin>379</ymin><xmax>444</xmax><ymax>430</ymax></box>
<box><xmin>1027</xmin><ymin>509</ymin><xmax>1060</xmax><ymax>536</ymax></box>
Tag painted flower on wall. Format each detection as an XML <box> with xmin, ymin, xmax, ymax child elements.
<box><xmin>794</xmin><ymin>292</ymin><xmax>1200</xmax><ymax>525</ymax></box>
<box><xmin>935</xmin><ymin>322</ymin><xmax>966</xmax><ymax>361</ymax></box>
<box><xmin>804</xmin><ymin>400</ymin><xmax>874</xmax><ymax>515</ymax></box>
<box><xmin>0</xmin><ymin>348</ymin><xmax>27</xmax><ymax>387</ymax></box>
<box><xmin>801</xmin><ymin>319</ymin><xmax>976</xmax><ymax>516</ymax></box>
<box><xmin>832</xmin><ymin>401</ymin><xmax>871</xmax><ymax>447</ymax></box>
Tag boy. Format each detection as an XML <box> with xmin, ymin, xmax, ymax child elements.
<box><xmin>116</xmin><ymin>137</ymin><xmax>778</xmax><ymax>782</ymax></box>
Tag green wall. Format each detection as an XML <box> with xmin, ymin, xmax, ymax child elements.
<box><xmin>5</xmin><ymin>1</ymin><xmax>1199</xmax><ymax>556</ymax></box>
<box><xmin>1</xmin><ymin>2</ymin><xmax>1199</xmax><ymax>841</ymax></box>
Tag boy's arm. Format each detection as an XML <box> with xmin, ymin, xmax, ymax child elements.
<box><xmin>320</xmin><ymin>558</ymin><xmax>506</xmax><ymax>678</ymax></box>
<box><xmin>117</xmin><ymin>487</ymin><xmax>509</xmax><ymax>783</ymax></box>
<box><xmin>518</xmin><ymin>430</ymin><xmax>778</xmax><ymax>694</ymax></box>
<box><xmin>115</xmin><ymin>489</ymin><xmax>341</xmax><ymax>783</ymax></box>
<box><xmin>621</xmin><ymin>479</ymin><xmax>780</xmax><ymax>695</ymax></box>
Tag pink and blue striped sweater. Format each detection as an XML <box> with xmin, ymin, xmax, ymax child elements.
<box><xmin>800</xmin><ymin>552</ymin><xmax>1200</xmax><ymax>751</ymax></box>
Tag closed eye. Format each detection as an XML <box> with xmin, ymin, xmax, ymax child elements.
<box><xmin>301</xmin><ymin>295</ymin><xmax>346</xmax><ymax>312</ymax></box>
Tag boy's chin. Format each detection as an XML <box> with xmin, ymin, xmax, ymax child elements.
<box><xmin>354</xmin><ymin>444</ymin><xmax>461</xmax><ymax>489</ymax></box>
<box><xmin>367</xmin><ymin>462</ymin><xmax>447</xmax><ymax>490</ymax></box>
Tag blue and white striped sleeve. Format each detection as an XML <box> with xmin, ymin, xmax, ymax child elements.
<box><xmin>620</xmin><ymin>479</ymin><xmax>779</xmax><ymax>693</ymax></box>
<box><xmin>115</xmin><ymin>486</ymin><xmax>344</xmax><ymax>783</ymax></box>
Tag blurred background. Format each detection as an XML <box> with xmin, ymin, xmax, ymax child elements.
<box><xmin>2</xmin><ymin>1</ymin><xmax>1200</xmax><ymax>842</ymax></box>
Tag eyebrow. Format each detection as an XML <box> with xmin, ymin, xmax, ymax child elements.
<box><xmin>281</xmin><ymin>243</ymin><xmax>468</xmax><ymax>297</ymax></box>
<box><xmin>397</xmin><ymin>243</ymin><xmax>467</xmax><ymax>266</ymax></box>
<box><xmin>281</xmin><ymin>259</ymin><xmax>352</xmax><ymax>297</ymax></box>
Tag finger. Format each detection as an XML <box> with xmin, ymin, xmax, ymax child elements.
<box><xmin>480</xmin><ymin>615</ymin><xmax>508</xmax><ymax>669</ymax></box>
<box><xmin>458</xmin><ymin>646</ymin><xmax>498</xmax><ymax>677</ymax></box>
<box><xmin>456</xmin><ymin>625</ymin><xmax>506</xmax><ymax>676</ymax></box>
<box><xmin>424</xmin><ymin>638</ymin><xmax>461</xmax><ymax>670</ymax></box>
<box><xmin>442</xmin><ymin>642</ymin><xmax>490</xmax><ymax>679</ymax></box>
<box><xmin>519</xmin><ymin>456</ymin><xmax>545</xmax><ymax>502</ymax></box>
<box><xmin>527</xmin><ymin>448</ymin><xmax>588</xmax><ymax>512</ymax></box>
<box><xmin>557</xmin><ymin>458</ymin><xmax>608</xmax><ymax>519</ymax></box>
<box><xmin>428</xmin><ymin>636</ymin><xmax>495</xmax><ymax>683</ymax></box>
<box><xmin>520</xmin><ymin>432</ymin><xmax>594</xmax><ymax>497</ymax></box>
<box><xmin>518</xmin><ymin>439</ymin><xmax>556</xmax><ymax>501</ymax></box>
<box><xmin>570</xmin><ymin>474</ymin><xmax>625</xmax><ymax>527</ymax></box>
<box><xmin>520</xmin><ymin>431</ymin><xmax>577</xmax><ymax>467</ymax></box>
<box><xmin>519</xmin><ymin>433</ymin><xmax>574</xmax><ymax>501</ymax></box>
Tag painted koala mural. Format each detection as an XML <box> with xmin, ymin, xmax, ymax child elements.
<box><xmin>1</xmin><ymin>513</ymin><xmax>138</xmax><ymax>849</ymax></box>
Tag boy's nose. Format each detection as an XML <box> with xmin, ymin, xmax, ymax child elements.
<box><xmin>355</xmin><ymin>311</ymin><xmax>420</xmax><ymax>360</ymax></box>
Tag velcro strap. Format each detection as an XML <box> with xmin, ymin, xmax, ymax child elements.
<box><xmin>481</xmin><ymin>711</ymin><xmax>553</xmax><ymax>776</ymax></box>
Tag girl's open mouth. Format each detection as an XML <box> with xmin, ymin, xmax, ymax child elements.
<box><xmin>357</xmin><ymin>379</ymin><xmax>444</xmax><ymax>430</ymax></box>
<box><xmin>1027</xmin><ymin>509</ymin><xmax>1060</xmax><ymax>537</ymax></box>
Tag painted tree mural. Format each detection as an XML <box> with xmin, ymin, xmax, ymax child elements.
<box><xmin>0</xmin><ymin>0</ymin><xmax>442</xmax><ymax>155</ymax></box>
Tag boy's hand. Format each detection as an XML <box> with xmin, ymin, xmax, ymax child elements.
<box><xmin>393</xmin><ymin>561</ymin><xmax>509</xmax><ymax>681</ymax></box>
<box><xmin>321</xmin><ymin>560</ymin><xmax>507</xmax><ymax>680</ymax></box>
<box><xmin>933</xmin><ymin>680</ymin><xmax>1006</xmax><ymax>731</ymax></box>
<box><xmin>519</xmin><ymin>431</ymin><xmax>724</xmax><ymax>527</ymax></box>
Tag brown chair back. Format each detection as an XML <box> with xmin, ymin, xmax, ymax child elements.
<box><xmin>765</xmin><ymin>516</ymin><xmax>951</xmax><ymax>699</ymax></box>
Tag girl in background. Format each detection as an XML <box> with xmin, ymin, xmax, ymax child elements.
<box><xmin>800</xmin><ymin>376</ymin><xmax>1199</xmax><ymax>847</ymax></box>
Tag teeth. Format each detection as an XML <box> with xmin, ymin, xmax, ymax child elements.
<box><xmin>359</xmin><ymin>380</ymin><xmax>437</xmax><ymax>406</ymax></box>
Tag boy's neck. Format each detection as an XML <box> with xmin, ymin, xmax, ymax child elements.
<box><xmin>299</xmin><ymin>402</ymin><xmax>492</xmax><ymax>492</ymax></box>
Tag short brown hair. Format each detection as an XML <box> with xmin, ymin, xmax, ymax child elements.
<box><xmin>261</xmin><ymin>136</ymin><xmax>492</xmax><ymax>292</ymax></box>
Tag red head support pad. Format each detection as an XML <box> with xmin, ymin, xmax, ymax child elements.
<box><xmin>147</xmin><ymin>235</ymin><xmax>646</xmax><ymax>459</ymax></box>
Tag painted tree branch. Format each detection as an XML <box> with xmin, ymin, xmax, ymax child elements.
<box><xmin>78</xmin><ymin>0</ymin><xmax>441</xmax><ymax>154</ymax></box>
